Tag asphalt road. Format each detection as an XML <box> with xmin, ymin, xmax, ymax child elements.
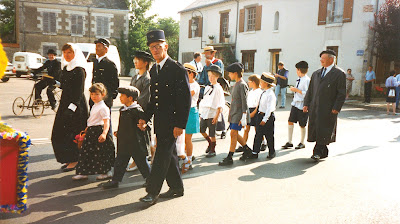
<box><xmin>1</xmin><ymin>77</ymin><xmax>400</xmax><ymax>224</ymax></box>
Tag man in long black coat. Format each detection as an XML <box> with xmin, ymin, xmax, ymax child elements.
<box><xmin>303</xmin><ymin>50</ymin><xmax>346</xmax><ymax>161</ymax></box>
<box><xmin>138</xmin><ymin>30</ymin><xmax>191</xmax><ymax>205</ymax></box>
<box><xmin>91</xmin><ymin>38</ymin><xmax>119</xmax><ymax>108</ymax></box>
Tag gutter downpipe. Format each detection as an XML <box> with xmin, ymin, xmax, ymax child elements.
<box><xmin>370</xmin><ymin>0</ymin><xmax>379</xmax><ymax>68</ymax></box>
<box><xmin>235</xmin><ymin>0</ymin><xmax>239</xmax><ymax>58</ymax></box>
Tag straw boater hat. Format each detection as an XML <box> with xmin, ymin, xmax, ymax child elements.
<box><xmin>261</xmin><ymin>72</ymin><xmax>276</xmax><ymax>86</ymax></box>
<box><xmin>183</xmin><ymin>63</ymin><xmax>198</xmax><ymax>74</ymax></box>
<box><xmin>202</xmin><ymin>46</ymin><xmax>217</xmax><ymax>54</ymax></box>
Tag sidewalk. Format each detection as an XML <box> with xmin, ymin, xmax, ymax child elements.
<box><xmin>344</xmin><ymin>97</ymin><xmax>398</xmax><ymax>112</ymax></box>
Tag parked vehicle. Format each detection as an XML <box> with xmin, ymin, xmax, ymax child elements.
<box><xmin>1</xmin><ymin>62</ymin><xmax>14</xmax><ymax>82</ymax></box>
<box><xmin>74</xmin><ymin>43</ymin><xmax>121</xmax><ymax>89</ymax></box>
<box><xmin>12</xmin><ymin>52</ymin><xmax>45</xmax><ymax>77</ymax></box>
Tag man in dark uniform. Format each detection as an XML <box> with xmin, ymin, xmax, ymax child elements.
<box><xmin>303</xmin><ymin>49</ymin><xmax>346</xmax><ymax>161</ymax></box>
<box><xmin>91</xmin><ymin>38</ymin><xmax>119</xmax><ymax>108</ymax></box>
<box><xmin>32</xmin><ymin>49</ymin><xmax>61</xmax><ymax>111</ymax></box>
<box><xmin>138</xmin><ymin>30</ymin><xmax>191</xmax><ymax>205</ymax></box>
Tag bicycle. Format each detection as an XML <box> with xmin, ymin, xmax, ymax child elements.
<box><xmin>12</xmin><ymin>75</ymin><xmax>62</xmax><ymax>118</ymax></box>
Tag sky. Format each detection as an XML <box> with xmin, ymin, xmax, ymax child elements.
<box><xmin>147</xmin><ymin>0</ymin><xmax>196</xmax><ymax>21</ymax></box>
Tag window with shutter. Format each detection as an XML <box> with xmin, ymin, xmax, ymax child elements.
<box><xmin>71</xmin><ymin>14</ymin><xmax>84</xmax><ymax>35</ymax></box>
<box><xmin>318</xmin><ymin>0</ymin><xmax>328</xmax><ymax>25</ymax></box>
<box><xmin>342</xmin><ymin>0</ymin><xmax>353</xmax><ymax>23</ymax></box>
<box><xmin>327</xmin><ymin>0</ymin><xmax>344</xmax><ymax>24</ymax></box>
<box><xmin>239</xmin><ymin>9</ymin><xmax>245</xmax><ymax>33</ymax></box>
<box><xmin>246</xmin><ymin>7</ymin><xmax>256</xmax><ymax>31</ymax></box>
<box><xmin>220</xmin><ymin>12</ymin><xmax>229</xmax><ymax>42</ymax></box>
<box><xmin>241</xmin><ymin>50</ymin><xmax>256</xmax><ymax>73</ymax></box>
<box><xmin>96</xmin><ymin>16</ymin><xmax>110</xmax><ymax>37</ymax></box>
<box><xmin>42</xmin><ymin>12</ymin><xmax>57</xmax><ymax>34</ymax></box>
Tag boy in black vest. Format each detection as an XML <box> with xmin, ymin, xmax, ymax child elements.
<box><xmin>274</xmin><ymin>61</ymin><xmax>289</xmax><ymax>108</ymax></box>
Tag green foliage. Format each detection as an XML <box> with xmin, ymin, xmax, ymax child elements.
<box><xmin>117</xmin><ymin>0</ymin><xmax>156</xmax><ymax>76</ymax></box>
<box><xmin>222</xmin><ymin>46</ymin><xmax>238</xmax><ymax>66</ymax></box>
<box><xmin>0</xmin><ymin>0</ymin><xmax>15</xmax><ymax>43</ymax></box>
<box><xmin>149</xmin><ymin>17</ymin><xmax>180</xmax><ymax>61</ymax></box>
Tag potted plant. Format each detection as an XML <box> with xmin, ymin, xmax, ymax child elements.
<box><xmin>208</xmin><ymin>35</ymin><xmax>215</xmax><ymax>44</ymax></box>
<box><xmin>224</xmin><ymin>34</ymin><xmax>231</xmax><ymax>43</ymax></box>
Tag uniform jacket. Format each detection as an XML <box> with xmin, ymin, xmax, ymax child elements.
<box><xmin>92</xmin><ymin>57</ymin><xmax>119</xmax><ymax>107</ymax></box>
<box><xmin>34</xmin><ymin>59</ymin><xmax>61</xmax><ymax>81</ymax></box>
<box><xmin>304</xmin><ymin>66</ymin><xmax>346</xmax><ymax>145</ymax></box>
<box><xmin>130</xmin><ymin>71</ymin><xmax>151</xmax><ymax>111</ymax></box>
<box><xmin>117</xmin><ymin>106</ymin><xmax>149</xmax><ymax>155</ymax></box>
<box><xmin>228</xmin><ymin>79</ymin><xmax>250</xmax><ymax>124</ymax></box>
<box><xmin>142</xmin><ymin>57</ymin><xmax>191</xmax><ymax>138</ymax></box>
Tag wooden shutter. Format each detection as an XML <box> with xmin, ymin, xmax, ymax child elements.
<box><xmin>71</xmin><ymin>15</ymin><xmax>77</xmax><ymax>34</ymax></box>
<box><xmin>50</xmin><ymin>12</ymin><xmax>56</xmax><ymax>33</ymax></box>
<box><xmin>97</xmin><ymin>17</ymin><xmax>102</xmax><ymax>36</ymax></box>
<box><xmin>198</xmin><ymin>17</ymin><xmax>203</xmax><ymax>37</ymax></box>
<box><xmin>220</xmin><ymin>13</ymin><xmax>224</xmax><ymax>41</ymax></box>
<box><xmin>43</xmin><ymin>12</ymin><xmax>49</xmax><ymax>33</ymax></box>
<box><xmin>239</xmin><ymin>8</ymin><xmax>245</xmax><ymax>33</ymax></box>
<box><xmin>77</xmin><ymin>15</ymin><xmax>83</xmax><ymax>35</ymax></box>
<box><xmin>318</xmin><ymin>0</ymin><xmax>328</xmax><ymax>25</ymax></box>
<box><xmin>104</xmin><ymin>17</ymin><xmax>109</xmax><ymax>37</ymax></box>
<box><xmin>255</xmin><ymin>5</ymin><xmax>262</xmax><ymax>31</ymax></box>
<box><xmin>343</xmin><ymin>0</ymin><xmax>354</xmax><ymax>23</ymax></box>
<box><xmin>188</xmin><ymin>19</ymin><xmax>192</xmax><ymax>38</ymax></box>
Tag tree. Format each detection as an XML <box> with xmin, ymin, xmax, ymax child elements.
<box><xmin>149</xmin><ymin>17</ymin><xmax>180</xmax><ymax>60</ymax></box>
<box><xmin>116</xmin><ymin>0</ymin><xmax>156</xmax><ymax>76</ymax></box>
<box><xmin>0</xmin><ymin>0</ymin><xmax>15</xmax><ymax>43</ymax></box>
<box><xmin>371</xmin><ymin>0</ymin><xmax>400</xmax><ymax>62</ymax></box>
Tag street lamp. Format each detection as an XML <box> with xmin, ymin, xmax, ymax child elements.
<box><xmin>191</xmin><ymin>10</ymin><xmax>206</xmax><ymax>49</ymax></box>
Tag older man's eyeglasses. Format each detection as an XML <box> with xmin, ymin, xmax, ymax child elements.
<box><xmin>149</xmin><ymin>44</ymin><xmax>164</xmax><ymax>51</ymax></box>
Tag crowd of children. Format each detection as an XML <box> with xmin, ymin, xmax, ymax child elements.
<box><xmin>70</xmin><ymin>59</ymin><xmax>312</xmax><ymax>188</ymax></box>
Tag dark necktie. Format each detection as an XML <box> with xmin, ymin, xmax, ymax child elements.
<box><xmin>296</xmin><ymin>78</ymin><xmax>300</xmax><ymax>88</ymax></box>
<box><xmin>157</xmin><ymin>65</ymin><xmax>161</xmax><ymax>74</ymax></box>
<box><xmin>321</xmin><ymin>68</ymin><xmax>326</xmax><ymax>78</ymax></box>
<box><xmin>195</xmin><ymin>61</ymin><xmax>198</xmax><ymax>71</ymax></box>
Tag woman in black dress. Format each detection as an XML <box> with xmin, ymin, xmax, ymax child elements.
<box><xmin>51</xmin><ymin>43</ymin><xmax>89</xmax><ymax>171</ymax></box>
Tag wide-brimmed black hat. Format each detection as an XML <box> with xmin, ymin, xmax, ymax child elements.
<box><xmin>118</xmin><ymin>86</ymin><xmax>140</xmax><ymax>100</ymax></box>
<box><xmin>226</xmin><ymin>62</ymin><xmax>244</xmax><ymax>73</ymax></box>
<box><xmin>207</xmin><ymin>64</ymin><xmax>222</xmax><ymax>76</ymax></box>
<box><xmin>295</xmin><ymin>61</ymin><xmax>309</xmax><ymax>69</ymax></box>
<box><xmin>319</xmin><ymin>49</ymin><xmax>336</xmax><ymax>57</ymax></box>
<box><xmin>47</xmin><ymin>49</ymin><xmax>57</xmax><ymax>55</ymax></box>
<box><xmin>147</xmin><ymin>30</ymin><xmax>166</xmax><ymax>46</ymax></box>
<box><xmin>133</xmin><ymin>51</ymin><xmax>154</xmax><ymax>61</ymax></box>
<box><xmin>94</xmin><ymin>38</ymin><xmax>110</xmax><ymax>47</ymax></box>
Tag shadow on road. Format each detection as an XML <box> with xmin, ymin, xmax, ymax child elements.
<box><xmin>238</xmin><ymin>158</ymin><xmax>318</xmax><ymax>182</ymax></box>
<box><xmin>29</xmin><ymin>153</ymin><xmax>55</xmax><ymax>164</ymax></box>
<box><xmin>334</xmin><ymin>145</ymin><xmax>378</xmax><ymax>157</ymax></box>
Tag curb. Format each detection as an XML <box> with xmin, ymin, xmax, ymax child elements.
<box><xmin>344</xmin><ymin>101</ymin><xmax>388</xmax><ymax>112</ymax></box>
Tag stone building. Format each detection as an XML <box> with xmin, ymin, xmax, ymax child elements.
<box><xmin>4</xmin><ymin>0</ymin><xmax>128</xmax><ymax>59</ymax></box>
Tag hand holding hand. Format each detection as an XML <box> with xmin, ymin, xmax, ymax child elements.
<box><xmin>137</xmin><ymin>119</ymin><xmax>147</xmax><ymax>131</ymax></box>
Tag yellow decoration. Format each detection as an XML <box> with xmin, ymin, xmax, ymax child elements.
<box><xmin>0</xmin><ymin>38</ymin><xmax>8</xmax><ymax>80</ymax></box>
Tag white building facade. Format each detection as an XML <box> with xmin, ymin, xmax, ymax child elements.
<box><xmin>179</xmin><ymin>0</ymin><xmax>382</xmax><ymax>96</ymax></box>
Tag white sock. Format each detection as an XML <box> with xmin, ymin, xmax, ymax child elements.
<box><xmin>288</xmin><ymin>125</ymin><xmax>294</xmax><ymax>144</ymax></box>
<box><xmin>300</xmin><ymin>127</ymin><xmax>306</xmax><ymax>144</ymax></box>
<box><xmin>182</xmin><ymin>157</ymin><xmax>188</xmax><ymax>163</ymax></box>
<box><xmin>188</xmin><ymin>156</ymin><xmax>192</xmax><ymax>161</ymax></box>
<box><xmin>262</xmin><ymin>138</ymin><xmax>267</xmax><ymax>145</ymax></box>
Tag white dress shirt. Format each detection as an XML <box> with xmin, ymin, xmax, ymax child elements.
<box><xmin>247</xmin><ymin>88</ymin><xmax>263</xmax><ymax>108</ymax></box>
<box><xmin>156</xmin><ymin>55</ymin><xmax>169</xmax><ymax>70</ymax></box>
<box><xmin>199</xmin><ymin>83</ymin><xmax>225</xmax><ymax>119</ymax></box>
<box><xmin>87</xmin><ymin>100</ymin><xmax>110</xmax><ymax>127</ymax></box>
<box><xmin>97</xmin><ymin>54</ymin><xmax>107</xmax><ymax>63</ymax></box>
<box><xmin>291</xmin><ymin>75</ymin><xmax>311</xmax><ymax>110</ymax></box>
<box><xmin>321</xmin><ymin>62</ymin><xmax>335</xmax><ymax>77</ymax></box>
<box><xmin>258</xmin><ymin>88</ymin><xmax>276</xmax><ymax>122</ymax></box>
<box><xmin>189</xmin><ymin>60</ymin><xmax>203</xmax><ymax>73</ymax></box>
<box><xmin>190</xmin><ymin>81</ymin><xmax>200</xmax><ymax>107</ymax></box>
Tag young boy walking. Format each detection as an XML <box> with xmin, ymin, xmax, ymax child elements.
<box><xmin>219</xmin><ymin>62</ymin><xmax>252</xmax><ymax>166</ymax></box>
<box><xmin>102</xmin><ymin>86</ymin><xmax>151</xmax><ymax>189</ymax></box>
<box><xmin>248</xmin><ymin>72</ymin><xmax>277</xmax><ymax>159</ymax></box>
<box><xmin>282</xmin><ymin>61</ymin><xmax>310</xmax><ymax>150</ymax></box>
<box><xmin>199</xmin><ymin>64</ymin><xmax>225</xmax><ymax>158</ymax></box>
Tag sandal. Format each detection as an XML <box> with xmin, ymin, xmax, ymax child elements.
<box><xmin>96</xmin><ymin>174</ymin><xmax>112</xmax><ymax>180</ymax></box>
<box><xmin>181</xmin><ymin>159</ymin><xmax>192</xmax><ymax>174</ymax></box>
<box><xmin>72</xmin><ymin>175</ymin><xmax>88</xmax><ymax>181</ymax></box>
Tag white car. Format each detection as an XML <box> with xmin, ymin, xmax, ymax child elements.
<box><xmin>12</xmin><ymin>52</ymin><xmax>45</xmax><ymax>77</ymax></box>
<box><xmin>1</xmin><ymin>62</ymin><xmax>13</xmax><ymax>82</ymax></box>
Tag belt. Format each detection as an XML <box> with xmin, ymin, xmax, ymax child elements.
<box><xmin>258</xmin><ymin>112</ymin><xmax>274</xmax><ymax>116</ymax></box>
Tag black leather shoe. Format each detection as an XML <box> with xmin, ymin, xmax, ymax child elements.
<box><xmin>279</xmin><ymin>106</ymin><xmax>285</xmax><ymax>109</ymax></box>
<box><xmin>205</xmin><ymin>151</ymin><xmax>216</xmax><ymax>158</ymax></box>
<box><xmin>235</xmin><ymin>146</ymin><xmax>244</xmax><ymax>152</ymax></box>
<box><xmin>282</xmin><ymin>142</ymin><xmax>293</xmax><ymax>149</ymax></box>
<box><xmin>219</xmin><ymin>157</ymin><xmax>233</xmax><ymax>166</ymax></box>
<box><xmin>205</xmin><ymin>146</ymin><xmax>210</xmax><ymax>153</ymax></box>
<box><xmin>239</xmin><ymin>150</ymin><xmax>252</xmax><ymax>161</ymax></box>
<box><xmin>311</xmin><ymin>154</ymin><xmax>321</xmax><ymax>161</ymax></box>
<box><xmin>260</xmin><ymin>144</ymin><xmax>267</xmax><ymax>151</ymax></box>
<box><xmin>62</xmin><ymin>167</ymin><xmax>76</xmax><ymax>172</ymax></box>
<box><xmin>295</xmin><ymin>143</ymin><xmax>305</xmax><ymax>149</ymax></box>
<box><xmin>267</xmin><ymin>152</ymin><xmax>276</xmax><ymax>159</ymax></box>
<box><xmin>248</xmin><ymin>153</ymin><xmax>258</xmax><ymax>160</ymax></box>
<box><xmin>221</xmin><ymin>131</ymin><xmax>226</xmax><ymax>139</ymax></box>
<box><xmin>102</xmin><ymin>180</ymin><xmax>119</xmax><ymax>189</ymax></box>
<box><xmin>140</xmin><ymin>193</ymin><xmax>159</xmax><ymax>205</ymax></box>
<box><xmin>159</xmin><ymin>188</ymin><xmax>184</xmax><ymax>198</ymax></box>
<box><xmin>61</xmin><ymin>164</ymin><xmax>68</xmax><ymax>169</ymax></box>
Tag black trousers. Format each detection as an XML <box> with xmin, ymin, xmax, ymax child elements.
<box><xmin>313</xmin><ymin>144</ymin><xmax>329</xmax><ymax>158</ymax></box>
<box><xmin>364</xmin><ymin>82</ymin><xmax>372</xmax><ymax>103</ymax></box>
<box><xmin>35</xmin><ymin>79</ymin><xmax>56</xmax><ymax>106</ymax></box>
<box><xmin>113</xmin><ymin>150</ymin><xmax>150</xmax><ymax>182</ymax></box>
<box><xmin>253</xmin><ymin>113</ymin><xmax>275</xmax><ymax>154</ymax></box>
<box><xmin>146</xmin><ymin>136</ymin><xmax>183</xmax><ymax>195</ymax></box>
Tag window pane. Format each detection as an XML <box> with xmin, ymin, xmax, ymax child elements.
<box><xmin>247</xmin><ymin>7</ymin><xmax>256</xmax><ymax>31</ymax></box>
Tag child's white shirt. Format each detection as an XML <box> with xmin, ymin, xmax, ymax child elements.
<box><xmin>190</xmin><ymin>81</ymin><xmax>200</xmax><ymax>108</ymax></box>
<box><xmin>291</xmin><ymin>75</ymin><xmax>310</xmax><ymax>110</ymax></box>
<box><xmin>87</xmin><ymin>100</ymin><xmax>110</xmax><ymax>127</ymax></box>
<box><xmin>199</xmin><ymin>83</ymin><xmax>225</xmax><ymax>119</ymax></box>
<box><xmin>247</xmin><ymin>88</ymin><xmax>263</xmax><ymax>108</ymax></box>
<box><xmin>258</xmin><ymin>88</ymin><xmax>276</xmax><ymax>122</ymax></box>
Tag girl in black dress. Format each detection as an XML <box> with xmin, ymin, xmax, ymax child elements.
<box><xmin>52</xmin><ymin>43</ymin><xmax>88</xmax><ymax>172</ymax></box>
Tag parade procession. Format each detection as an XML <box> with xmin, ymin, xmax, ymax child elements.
<box><xmin>1</xmin><ymin>0</ymin><xmax>400</xmax><ymax>223</ymax></box>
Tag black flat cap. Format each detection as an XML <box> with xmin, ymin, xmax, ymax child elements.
<box><xmin>147</xmin><ymin>30</ymin><xmax>166</xmax><ymax>46</ymax></box>
<box><xmin>134</xmin><ymin>51</ymin><xmax>154</xmax><ymax>61</ymax></box>
<box><xmin>118</xmin><ymin>86</ymin><xmax>140</xmax><ymax>100</ymax></box>
<box><xmin>207</xmin><ymin>64</ymin><xmax>222</xmax><ymax>76</ymax></box>
<box><xmin>226</xmin><ymin>62</ymin><xmax>244</xmax><ymax>73</ymax></box>
<box><xmin>94</xmin><ymin>38</ymin><xmax>110</xmax><ymax>47</ymax></box>
<box><xmin>320</xmin><ymin>49</ymin><xmax>336</xmax><ymax>57</ymax></box>
<box><xmin>47</xmin><ymin>49</ymin><xmax>57</xmax><ymax>55</ymax></box>
<box><xmin>295</xmin><ymin>61</ymin><xmax>309</xmax><ymax>69</ymax></box>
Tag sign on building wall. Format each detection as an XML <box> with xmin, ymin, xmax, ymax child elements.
<box><xmin>357</xmin><ymin>50</ymin><xmax>364</xmax><ymax>56</ymax></box>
